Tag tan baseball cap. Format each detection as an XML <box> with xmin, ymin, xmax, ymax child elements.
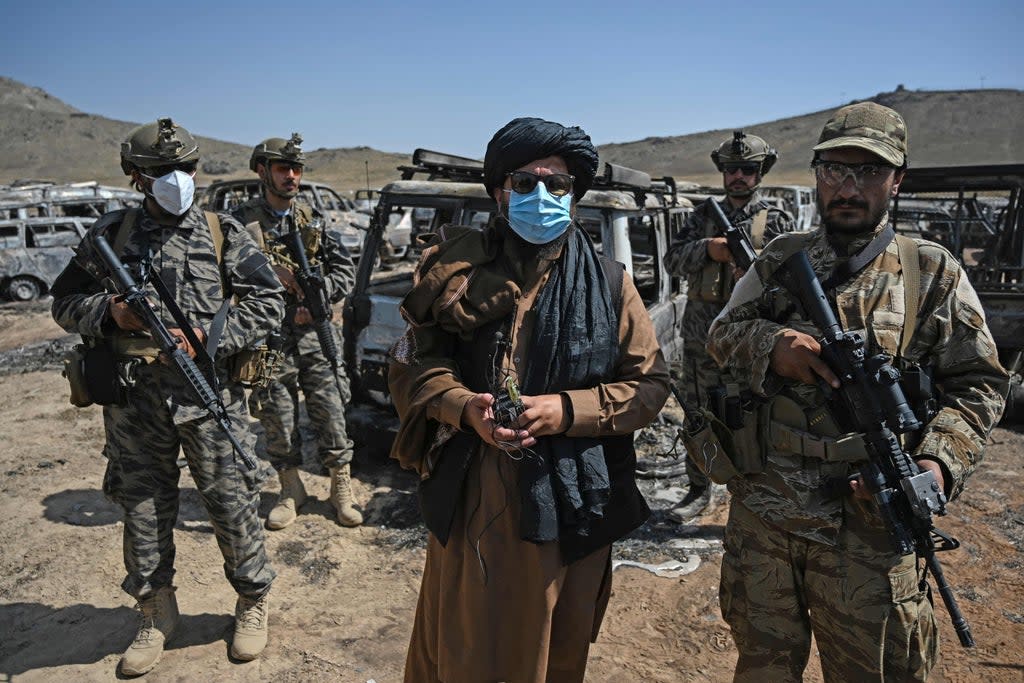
<box><xmin>813</xmin><ymin>102</ymin><xmax>907</xmax><ymax>167</ymax></box>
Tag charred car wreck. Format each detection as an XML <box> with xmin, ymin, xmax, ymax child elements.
<box><xmin>343</xmin><ymin>149</ymin><xmax>692</xmax><ymax>440</ymax></box>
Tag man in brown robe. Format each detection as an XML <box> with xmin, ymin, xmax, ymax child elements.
<box><xmin>388</xmin><ymin>117</ymin><xmax>671</xmax><ymax>683</ymax></box>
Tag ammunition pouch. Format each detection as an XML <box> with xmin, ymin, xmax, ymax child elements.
<box><xmin>687</xmin><ymin>260</ymin><xmax>733</xmax><ymax>304</ymax></box>
<box><xmin>680</xmin><ymin>407</ymin><xmax>742</xmax><ymax>484</ymax></box>
<box><xmin>62</xmin><ymin>339</ymin><xmax>143</xmax><ymax>407</ymax></box>
<box><xmin>687</xmin><ymin>383</ymin><xmax>767</xmax><ymax>482</ymax></box>
<box><xmin>230</xmin><ymin>344</ymin><xmax>283</xmax><ymax>389</ymax></box>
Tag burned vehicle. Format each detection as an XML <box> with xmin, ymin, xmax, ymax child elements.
<box><xmin>0</xmin><ymin>181</ymin><xmax>141</xmax><ymax>220</ymax></box>
<box><xmin>0</xmin><ymin>216</ymin><xmax>91</xmax><ymax>300</ymax></box>
<box><xmin>342</xmin><ymin>149</ymin><xmax>692</xmax><ymax>438</ymax></box>
<box><xmin>894</xmin><ymin>164</ymin><xmax>1024</xmax><ymax>420</ymax></box>
<box><xmin>761</xmin><ymin>184</ymin><xmax>818</xmax><ymax>231</ymax></box>
<box><xmin>199</xmin><ymin>179</ymin><xmax>372</xmax><ymax>259</ymax></box>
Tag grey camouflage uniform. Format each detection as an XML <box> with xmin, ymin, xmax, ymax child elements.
<box><xmin>665</xmin><ymin>194</ymin><xmax>794</xmax><ymax>487</ymax></box>
<box><xmin>232</xmin><ymin>196</ymin><xmax>356</xmax><ymax>472</ymax></box>
<box><xmin>706</xmin><ymin>218</ymin><xmax>1008</xmax><ymax>681</ymax></box>
<box><xmin>51</xmin><ymin>203</ymin><xmax>284</xmax><ymax>600</ymax></box>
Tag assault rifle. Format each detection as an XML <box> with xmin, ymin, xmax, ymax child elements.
<box><xmin>92</xmin><ymin>234</ymin><xmax>258</xmax><ymax>471</ymax></box>
<box><xmin>707</xmin><ymin>199</ymin><xmax>757</xmax><ymax>272</ymax></box>
<box><xmin>279</xmin><ymin>219</ymin><xmax>341</xmax><ymax>373</ymax></box>
<box><xmin>773</xmin><ymin>250</ymin><xmax>974</xmax><ymax>647</ymax></box>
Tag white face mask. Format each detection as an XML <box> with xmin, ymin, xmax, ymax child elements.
<box><xmin>144</xmin><ymin>169</ymin><xmax>195</xmax><ymax>216</ymax></box>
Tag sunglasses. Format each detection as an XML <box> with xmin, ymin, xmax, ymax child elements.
<box><xmin>145</xmin><ymin>161</ymin><xmax>198</xmax><ymax>178</ymax></box>
<box><xmin>505</xmin><ymin>171</ymin><xmax>575</xmax><ymax>197</ymax></box>
<box><xmin>812</xmin><ymin>160</ymin><xmax>895</xmax><ymax>188</ymax></box>
<box><xmin>722</xmin><ymin>163</ymin><xmax>760</xmax><ymax>176</ymax></box>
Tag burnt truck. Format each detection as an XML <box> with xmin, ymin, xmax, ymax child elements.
<box><xmin>0</xmin><ymin>182</ymin><xmax>142</xmax><ymax>300</ymax></box>
<box><xmin>894</xmin><ymin>163</ymin><xmax>1024</xmax><ymax>421</ymax></box>
<box><xmin>0</xmin><ymin>181</ymin><xmax>141</xmax><ymax>220</ymax></box>
<box><xmin>199</xmin><ymin>179</ymin><xmax>372</xmax><ymax>259</ymax></box>
<box><xmin>342</xmin><ymin>149</ymin><xmax>692</xmax><ymax>439</ymax></box>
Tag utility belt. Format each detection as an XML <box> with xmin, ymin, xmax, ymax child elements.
<box><xmin>62</xmin><ymin>333</ymin><xmax>284</xmax><ymax>407</ymax></box>
<box><xmin>685</xmin><ymin>364</ymin><xmax>936</xmax><ymax>484</ymax></box>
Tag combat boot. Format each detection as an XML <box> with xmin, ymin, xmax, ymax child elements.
<box><xmin>230</xmin><ymin>594</ymin><xmax>269</xmax><ymax>661</ymax></box>
<box><xmin>267</xmin><ymin>467</ymin><xmax>307</xmax><ymax>530</ymax></box>
<box><xmin>668</xmin><ymin>483</ymin><xmax>712</xmax><ymax>524</ymax></box>
<box><xmin>329</xmin><ymin>464</ymin><xmax>363</xmax><ymax>527</ymax></box>
<box><xmin>120</xmin><ymin>586</ymin><xmax>179</xmax><ymax>676</ymax></box>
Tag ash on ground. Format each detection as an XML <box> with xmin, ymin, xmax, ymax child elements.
<box><xmin>362</xmin><ymin>407</ymin><xmax>724</xmax><ymax>567</ymax></box>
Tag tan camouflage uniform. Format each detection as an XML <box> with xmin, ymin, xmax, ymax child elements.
<box><xmin>664</xmin><ymin>194</ymin><xmax>794</xmax><ymax>489</ymax></box>
<box><xmin>51</xmin><ymin>203</ymin><xmax>284</xmax><ymax>600</ymax></box>
<box><xmin>706</xmin><ymin>218</ymin><xmax>1008</xmax><ymax>681</ymax></box>
<box><xmin>232</xmin><ymin>196</ymin><xmax>356</xmax><ymax>472</ymax></box>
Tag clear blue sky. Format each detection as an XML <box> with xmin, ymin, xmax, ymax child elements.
<box><xmin>2</xmin><ymin>0</ymin><xmax>1021</xmax><ymax>157</ymax></box>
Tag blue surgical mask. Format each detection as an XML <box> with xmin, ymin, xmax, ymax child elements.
<box><xmin>506</xmin><ymin>183</ymin><xmax>572</xmax><ymax>244</ymax></box>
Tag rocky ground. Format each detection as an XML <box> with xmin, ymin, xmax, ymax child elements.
<box><xmin>0</xmin><ymin>299</ymin><xmax>1020</xmax><ymax>682</ymax></box>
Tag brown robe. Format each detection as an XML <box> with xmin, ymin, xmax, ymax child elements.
<box><xmin>389</xmin><ymin>230</ymin><xmax>670</xmax><ymax>683</ymax></box>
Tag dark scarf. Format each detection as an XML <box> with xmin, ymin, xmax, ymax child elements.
<box><xmin>517</xmin><ymin>225</ymin><xmax>619</xmax><ymax>543</ymax></box>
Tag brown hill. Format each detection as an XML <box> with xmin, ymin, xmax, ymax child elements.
<box><xmin>0</xmin><ymin>77</ymin><xmax>408</xmax><ymax>192</ymax></box>
<box><xmin>2</xmin><ymin>77</ymin><xmax>1023</xmax><ymax>191</ymax></box>
<box><xmin>599</xmin><ymin>87</ymin><xmax>1024</xmax><ymax>186</ymax></box>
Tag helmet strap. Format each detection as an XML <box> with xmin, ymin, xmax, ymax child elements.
<box><xmin>259</xmin><ymin>162</ymin><xmax>299</xmax><ymax>202</ymax></box>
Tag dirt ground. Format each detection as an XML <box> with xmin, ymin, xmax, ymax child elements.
<box><xmin>0</xmin><ymin>299</ymin><xmax>1021</xmax><ymax>682</ymax></box>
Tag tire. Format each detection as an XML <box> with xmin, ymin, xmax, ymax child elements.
<box><xmin>7</xmin><ymin>276</ymin><xmax>41</xmax><ymax>302</ymax></box>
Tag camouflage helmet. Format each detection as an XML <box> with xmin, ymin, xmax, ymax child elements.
<box><xmin>710</xmin><ymin>131</ymin><xmax>778</xmax><ymax>175</ymax></box>
<box><xmin>250</xmin><ymin>133</ymin><xmax>305</xmax><ymax>172</ymax></box>
<box><xmin>120</xmin><ymin>117</ymin><xmax>200</xmax><ymax>175</ymax></box>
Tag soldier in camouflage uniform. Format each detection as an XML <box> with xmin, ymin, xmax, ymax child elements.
<box><xmin>706</xmin><ymin>102</ymin><xmax>1008</xmax><ymax>681</ymax></box>
<box><xmin>232</xmin><ymin>134</ymin><xmax>362</xmax><ymax>529</ymax></box>
<box><xmin>50</xmin><ymin>119</ymin><xmax>284</xmax><ymax>675</ymax></box>
<box><xmin>664</xmin><ymin>131</ymin><xmax>794</xmax><ymax>521</ymax></box>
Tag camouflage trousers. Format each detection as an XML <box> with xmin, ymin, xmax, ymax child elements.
<box><xmin>720</xmin><ymin>500</ymin><xmax>938</xmax><ymax>682</ymax></box>
<box><xmin>680</xmin><ymin>299</ymin><xmax>727</xmax><ymax>490</ymax></box>
<box><xmin>250</xmin><ymin>349</ymin><xmax>353</xmax><ymax>472</ymax></box>
<box><xmin>101</xmin><ymin>384</ymin><xmax>275</xmax><ymax>601</ymax></box>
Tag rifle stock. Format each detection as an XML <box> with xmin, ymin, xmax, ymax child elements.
<box><xmin>92</xmin><ymin>234</ymin><xmax>258</xmax><ymax>471</ymax></box>
<box><xmin>773</xmin><ymin>249</ymin><xmax>974</xmax><ymax>647</ymax></box>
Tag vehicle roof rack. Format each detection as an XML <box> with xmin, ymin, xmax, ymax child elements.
<box><xmin>397</xmin><ymin>151</ymin><xmax>676</xmax><ymax>206</ymax></box>
<box><xmin>594</xmin><ymin>163</ymin><xmax>677</xmax><ymax>207</ymax></box>
<box><xmin>398</xmin><ymin>148</ymin><xmax>485</xmax><ymax>182</ymax></box>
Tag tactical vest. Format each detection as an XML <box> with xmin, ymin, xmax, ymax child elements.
<box><xmin>688</xmin><ymin>202</ymin><xmax>770</xmax><ymax>305</ymax></box>
<box><xmin>233</xmin><ymin>200</ymin><xmax>323</xmax><ymax>269</ymax></box>
<box><xmin>106</xmin><ymin>207</ymin><xmax>227</xmax><ymax>360</ymax></box>
<box><xmin>758</xmin><ymin>233</ymin><xmax>923</xmax><ymax>466</ymax></box>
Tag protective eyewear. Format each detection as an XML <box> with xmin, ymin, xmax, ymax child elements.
<box><xmin>722</xmin><ymin>163</ymin><xmax>760</xmax><ymax>176</ymax></box>
<box><xmin>505</xmin><ymin>171</ymin><xmax>575</xmax><ymax>197</ymax></box>
<box><xmin>269</xmin><ymin>160</ymin><xmax>304</xmax><ymax>174</ymax></box>
<box><xmin>812</xmin><ymin>160</ymin><xmax>895</xmax><ymax>188</ymax></box>
<box><xmin>146</xmin><ymin>161</ymin><xmax>198</xmax><ymax>178</ymax></box>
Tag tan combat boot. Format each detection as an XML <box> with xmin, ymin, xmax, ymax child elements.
<box><xmin>120</xmin><ymin>585</ymin><xmax>179</xmax><ymax>676</ymax></box>
<box><xmin>231</xmin><ymin>594</ymin><xmax>269</xmax><ymax>661</ymax></box>
<box><xmin>329</xmin><ymin>464</ymin><xmax>363</xmax><ymax>527</ymax></box>
<box><xmin>267</xmin><ymin>467</ymin><xmax>307</xmax><ymax>530</ymax></box>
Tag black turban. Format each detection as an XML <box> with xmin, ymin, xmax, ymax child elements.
<box><xmin>483</xmin><ymin>117</ymin><xmax>600</xmax><ymax>200</ymax></box>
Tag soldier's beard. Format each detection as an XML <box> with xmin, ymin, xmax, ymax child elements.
<box><xmin>726</xmin><ymin>184</ymin><xmax>756</xmax><ymax>198</ymax></box>
<box><xmin>266</xmin><ymin>182</ymin><xmax>300</xmax><ymax>200</ymax></box>
<box><xmin>820</xmin><ymin>196</ymin><xmax>889</xmax><ymax>235</ymax></box>
<box><xmin>260</xmin><ymin>171</ymin><xmax>300</xmax><ymax>200</ymax></box>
